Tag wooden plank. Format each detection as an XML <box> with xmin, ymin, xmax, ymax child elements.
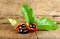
<box><xmin>31</xmin><ymin>0</ymin><xmax>60</xmax><ymax>16</ymax></box>
<box><xmin>0</xmin><ymin>19</ymin><xmax>9</xmax><ymax>23</ymax></box>
<box><xmin>0</xmin><ymin>17</ymin><xmax>24</xmax><ymax>24</ymax></box>
<box><xmin>1</xmin><ymin>0</ymin><xmax>60</xmax><ymax>17</ymax></box>
<box><xmin>0</xmin><ymin>15</ymin><xmax>54</xmax><ymax>24</ymax></box>
<box><xmin>54</xmin><ymin>17</ymin><xmax>60</xmax><ymax>24</ymax></box>
<box><xmin>0</xmin><ymin>15</ymin><xmax>23</xmax><ymax>18</ymax></box>
<box><xmin>0</xmin><ymin>26</ymin><xmax>37</xmax><ymax>39</ymax></box>
<box><xmin>36</xmin><ymin>24</ymin><xmax>60</xmax><ymax>39</ymax></box>
<box><xmin>0</xmin><ymin>15</ymin><xmax>60</xmax><ymax>26</ymax></box>
<box><xmin>35</xmin><ymin>15</ymin><xmax>53</xmax><ymax>19</ymax></box>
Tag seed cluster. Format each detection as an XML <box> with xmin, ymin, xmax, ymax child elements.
<box><xmin>15</xmin><ymin>22</ymin><xmax>37</xmax><ymax>34</ymax></box>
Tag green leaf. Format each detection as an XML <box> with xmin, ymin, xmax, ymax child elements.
<box><xmin>8</xmin><ymin>18</ymin><xmax>18</xmax><ymax>26</ymax></box>
<box><xmin>35</xmin><ymin>16</ymin><xmax>58</xmax><ymax>31</ymax></box>
<box><xmin>21</xmin><ymin>4</ymin><xmax>35</xmax><ymax>24</ymax></box>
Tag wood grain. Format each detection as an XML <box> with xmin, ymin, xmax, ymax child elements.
<box><xmin>36</xmin><ymin>24</ymin><xmax>60</xmax><ymax>39</ymax></box>
<box><xmin>0</xmin><ymin>0</ymin><xmax>60</xmax><ymax>39</ymax></box>
<box><xmin>54</xmin><ymin>17</ymin><xmax>60</xmax><ymax>24</ymax></box>
<box><xmin>0</xmin><ymin>15</ymin><xmax>60</xmax><ymax>25</ymax></box>
<box><xmin>0</xmin><ymin>26</ymin><xmax>37</xmax><ymax>39</ymax></box>
<box><xmin>0</xmin><ymin>0</ymin><xmax>60</xmax><ymax>16</ymax></box>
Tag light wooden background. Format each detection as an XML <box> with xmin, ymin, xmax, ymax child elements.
<box><xmin>0</xmin><ymin>0</ymin><xmax>60</xmax><ymax>39</ymax></box>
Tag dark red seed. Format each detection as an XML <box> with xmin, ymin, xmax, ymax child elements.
<box><xmin>18</xmin><ymin>28</ymin><xmax>30</xmax><ymax>34</ymax></box>
<box><xmin>29</xmin><ymin>24</ymin><xmax>36</xmax><ymax>28</ymax></box>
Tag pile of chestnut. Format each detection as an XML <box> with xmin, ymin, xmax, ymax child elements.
<box><xmin>15</xmin><ymin>22</ymin><xmax>37</xmax><ymax>34</ymax></box>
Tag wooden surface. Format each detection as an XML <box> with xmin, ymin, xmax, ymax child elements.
<box><xmin>0</xmin><ymin>0</ymin><xmax>60</xmax><ymax>39</ymax></box>
<box><xmin>0</xmin><ymin>25</ymin><xmax>37</xmax><ymax>39</ymax></box>
<box><xmin>0</xmin><ymin>23</ymin><xmax>60</xmax><ymax>39</ymax></box>
<box><xmin>36</xmin><ymin>24</ymin><xmax>60</xmax><ymax>39</ymax></box>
